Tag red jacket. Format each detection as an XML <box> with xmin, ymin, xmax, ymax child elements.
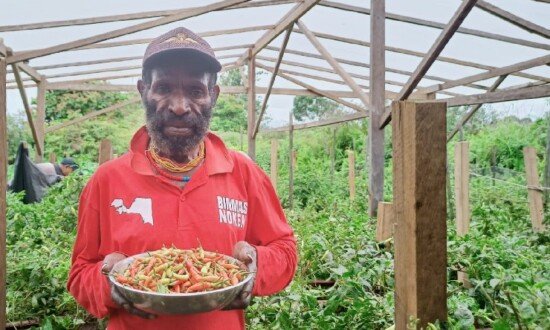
<box><xmin>67</xmin><ymin>127</ymin><xmax>297</xmax><ymax>330</ymax></box>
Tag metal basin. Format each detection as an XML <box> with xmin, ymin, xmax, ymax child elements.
<box><xmin>108</xmin><ymin>252</ymin><xmax>253</xmax><ymax>315</ymax></box>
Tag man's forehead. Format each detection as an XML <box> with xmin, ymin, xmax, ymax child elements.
<box><xmin>151</xmin><ymin>65</ymin><xmax>210</xmax><ymax>82</ymax></box>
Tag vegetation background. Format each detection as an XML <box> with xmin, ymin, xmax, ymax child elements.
<box><xmin>5</xmin><ymin>70</ymin><xmax>549</xmax><ymax>329</ymax></box>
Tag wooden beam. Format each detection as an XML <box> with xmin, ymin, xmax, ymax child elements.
<box><xmin>98</xmin><ymin>139</ymin><xmax>113</xmax><ymax>165</ymax></box>
<box><xmin>288</xmin><ymin>111</ymin><xmax>294</xmax><ymax>210</ymax></box>
<box><xmin>475</xmin><ymin>0</ymin><xmax>550</xmax><ymax>39</ymax></box>
<box><xmin>545</xmin><ymin>118</ymin><xmax>550</xmax><ymax>208</ymax></box>
<box><xmin>45</xmin><ymin>97</ymin><xmax>142</xmax><ymax>133</ymax></box>
<box><xmin>296</xmin><ymin>20</ymin><xmax>370</xmax><ymax>107</ymax></box>
<box><xmin>0</xmin><ymin>45</ymin><xmax>7</xmax><ymax>330</ymax></box>
<box><xmin>447</xmin><ymin>75</ymin><xmax>507</xmax><ymax>142</ymax></box>
<box><xmin>10</xmin><ymin>64</ymin><xmax>42</xmax><ymax>155</ymax></box>
<box><xmin>369</xmin><ymin>0</ymin><xmax>385</xmax><ymax>217</ymax></box>
<box><xmin>376</xmin><ymin>202</ymin><xmax>394</xmax><ymax>242</ymax></box>
<box><xmin>524</xmin><ymin>147</ymin><xmax>545</xmax><ymax>232</ymax></box>
<box><xmin>247</xmin><ymin>50</ymin><xmax>256</xmax><ymax>160</ymax></box>
<box><xmin>1</xmin><ymin>47</ymin><xmax>42</xmax><ymax>83</ymax></box>
<box><xmin>35</xmin><ymin>78</ymin><xmax>46</xmax><ymax>161</ymax></box>
<box><xmin>6</xmin><ymin>0</ymin><xmax>250</xmax><ymax>64</ymax></box>
<box><xmin>262</xmin><ymin>111</ymin><xmax>368</xmax><ymax>133</ymax></box>
<box><xmin>319</xmin><ymin>0</ymin><xmax>550</xmax><ymax>50</ymax></box>
<box><xmin>32</xmin><ymin>56</ymin><xmax>142</xmax><ymax>71</ymax></box>
<box><xmin>0</xmin><ymin>0</ymin><xmax>295</xmax><ymax>32</ymax></box>
<box><xmin>455</xmin><ymin>141</ymin><xmax>470</xmax><ymax>236</ymax></box>
<box><xmin>419</xmin><ymin>54</ymin><xmax>550</xmax><ymax>94</ymax></box>
<box><xmin>256</xmin><ymin>62</ymin><xmax>368</xmax><ymax>112</ymax></box>
<box><xmin>392</xmin><ymin>100</ymin><xmax>447</xmax><ymax>328</ymax></box>
<box><xmin>446</xmin><ymin>84</ymin><xmax>550</xmax><ymax>107</ymax></box>
<box><xmin>236</xmin><ymin>0</ymin><xmax>320</xmax><ymax>65</ymax></box>
<box><xmin>380</xmin><ymin>0</ymin><xmax>478</xmax><ymax>129</ymax></box>
<box><xmin>253</xmin><ymin>27</ymin><xmax>292</xmax><ymax>139</ymax></box>
<box><xmin>8</xmin><ymin>64</ymin><xmax>142</xmax><ymax>84</ymax></box>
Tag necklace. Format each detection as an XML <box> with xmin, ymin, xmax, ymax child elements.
<box><xmin>147</xmin><ymin>142</ymin><xmax>205</xmax><ymax>173</ymax></box>
<box><xmin>146</xmin><ymin>151</ymin><xmax>193</xmax><ymax>182</ymax></box>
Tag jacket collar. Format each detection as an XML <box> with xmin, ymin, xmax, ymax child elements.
<box><xmin>129</xmin><ymin>126</ymin><xmax>234</xmax><ymax>176</ymax></box>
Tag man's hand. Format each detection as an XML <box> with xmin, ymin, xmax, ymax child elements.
<box><xmin>101</xmin><ymin>252</ymin><xmax>156</xmax><ymax>319</ymax></box>
<box><xmin>223</xmin><ymin>241</ymin><xmax>257</xmax><ymax>310</ymax></box>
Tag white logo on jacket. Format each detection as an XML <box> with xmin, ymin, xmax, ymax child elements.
<box><xmin>111</xmin><ymin>198</ymin><xmax>153</xmax><ymax>225</ymax></box>
<box><xmin>217</xmin><ymin>196</ymin><xmax>247</xmax><ymax>228</ymax></box>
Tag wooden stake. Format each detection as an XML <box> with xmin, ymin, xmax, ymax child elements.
<box><xmin>348</xmin><ymin>150</ymin><xmax>355</xmax><ymax>201</ymax></box>
<box><xmin>0</xmin><ymin>44</ymin><xmax>8</xmax><ymax>330</ymax></box>
<box><xmin>270</xmin><ymin>139</ymin><xmax>278</xmax><ymax>189</ymax></box>
<box><xmin>247</xmin><ymin>49</ymin><xmax>256</xmax><ymax>160</ymax></box>
<box><xmin>455</xmin><ymin>142</ymin><xmax>470</xmax><ymax>236</ymax></box>
<box><xmin>330</xmin><ymin>128</ymin><xmax>336</xmax><ymax>178</ymax></box>
<box><xmin>98</xmin><ymin>139</ymin><xmax>113</xmax><ymax>165</ymax></box>
<box><xmin>292</xmin><ymin>150</ymin><xmax>297</xmax><ymax>171</ymax></box>
<box><xmin>289</xmin><ymin>112</ymin><xmax>294</xmax><ymax>210</ymax></box>
<box><xmin>49</xmin><ymin>152</ymin><xmax>57</xmax><ymax>163</ymax></box>
<box><xmin>544</xmin><ymin>118</ymin><xmax>550</xmax><ymax>209</ymax></box>
<box><xmin>376</xmin><ymin>202</ymin><xmax>394</xmax><ymax>242</ymax></box>
<box><xmin>523</xmin><ymin>147</ymin><xmax>545</xmax><ymax>232</ymax></box>
<box><xmin>35</xmin><ymin>77</ymin><xmax>46</xmax><ymax>162</ymax></box>
<box><xmin>392</xmin><ymin>100</ymin><xmax>447</xmax><ymax>329</ymax></box>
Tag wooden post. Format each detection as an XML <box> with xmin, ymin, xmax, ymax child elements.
<box><xmin>544</xmin><ymin>118</ymin><xmax>550</xmax><ymax>209</ymax></box>
<box><xmin>289</xmin><ymin>112</ymin><xmax>294</xmax><ymax>210</ymax></box>
<box><xmin>247</xmin><ymin>49</ymin><xmax>256</xmax><ymax>160</ymax></box>
<box><xmin>330</xmin><ymin>128</ymin><xmax>336</xmax><ymax>178</ymax></box>
<box><xmin>270</xmin><ymin>139</ymin><xmax>278</xmax><ymax>189</ymax></box>
<box><xmin>523</xmin><ymin>147</ymin><xmax>545</xmax><ymax>232</ymax></box>
<box><xmin>49</xmin><ymin>152</ymin><xmax>57</xmax><ymax>163</ymax></box>
<box><xmin>98</xmin><ymin>139</ymin><xmax>113</xmax><ymax>165</ymax></box>
<box><xmin>35</xmin><ymin>77</ymin><xmax>46</xmax><ymax>162</ymax></box>
<box><xmin>348</xmin><ymin>150</ymin><xmax>355</xmax><ymax>201</ymax></box>
<box><xmin>454</xmin><ymin>142</ymin><xmax>470</xmax><ymax>235</ymax></box>
<box><xmin>376</xmin><ymin>202</ymin><xmax>394</xmax><ymax>242</ymax></box>
<box><xmin>0</xmin><ymin>43</ymin><xmax>8</xmax><ymax>330</ymax></box>
<box><xmin>292</xmin><ymin>150</ymin><xmax>297</xmax><ymax>171</ymax></box>
<box><xmin>368</xmin><ymin>0</ymin><xmax>385</xmax><ymax>216</ymax></box>
<box><xmin>392</xmin><ymin>100</ymin><xmax>447</xmax><ymax>329</ymax></box>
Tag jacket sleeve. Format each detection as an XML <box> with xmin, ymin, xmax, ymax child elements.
<box><xmin>245</xmin><ymin>166</ymin><xmax>298</xmax><ymax>296</ymax></box>
<box><xmin>67</xmin><ymin>176</ymin><xmax>118</xmax><ymax>318</ymax></box>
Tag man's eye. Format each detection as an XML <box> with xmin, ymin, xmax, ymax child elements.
<box><xmin>191</xmin><ymin>89</ymin><xmax>203</xmax><ymax>98</ymax></box>
<box><xmin>157</xmin><ymin>84</ymin><xmax>170</xmax><ymax>93</ymax></box>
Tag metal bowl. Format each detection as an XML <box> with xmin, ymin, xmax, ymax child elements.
<box><xmin>108</xmin><ymin>252</ymin><xmax>253</xmax><ymax>315</ymax></box>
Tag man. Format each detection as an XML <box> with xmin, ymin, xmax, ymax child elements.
<box><xmin>67</xmin><ymin>27</ymin><xmax>297</xmax><ymax>330</ymax></box>
<box><xmin>36</xmin><ymin>157</ymin><xmax>79</xmax><ymax>178</ymax></box>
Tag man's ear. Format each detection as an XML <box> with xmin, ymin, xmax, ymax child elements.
<box><xmin>137</xmin><ymin>79</ymin><xmax>146</xmax><ymax>97</ymax></box>
<box><xmin>211</xmin><ymin>85</ymin><xmax>220</xmax><ymax>107</ymax></box>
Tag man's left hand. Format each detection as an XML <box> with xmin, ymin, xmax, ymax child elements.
<box><xmin>223</xmin><ymin>241</ymin><xmax>257</xmax><ymax>310</ymax></box>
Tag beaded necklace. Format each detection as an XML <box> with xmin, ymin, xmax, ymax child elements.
<box><xmin>145</xmin><ymin>150</ymin><xmax>195</xmax><ymax>182</ymax></box>
<box><xmin>148</xmin><ymin>142</ymin><xmax>205</xmax><ymax>173</ymax></box>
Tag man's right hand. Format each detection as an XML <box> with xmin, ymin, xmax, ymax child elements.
<box><xmin>102</xmin><ymin>252</ymin><xmax>156</xmax><ymax>320</ymax></box>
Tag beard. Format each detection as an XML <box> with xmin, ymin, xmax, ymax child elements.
<box><xmin>143</xmin><ymin>97</ymin><xmax>212</xmax><ymax>162</ymax></box>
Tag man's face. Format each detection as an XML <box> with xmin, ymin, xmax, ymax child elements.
<box><xmin>137</xmin><ymin>59</ymin><xmax>220</xmax><ymax>157</ymax></box>
<box><xmin>60</xmin><ymin>164</ymin><xmax>74</xmax><ymax>176</ymax></box>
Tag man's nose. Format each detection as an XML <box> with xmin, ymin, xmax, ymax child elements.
<box><xmin>169</xmin><ymin>96</ymin><xmax>191</xmax><ymax>116</ymax></box>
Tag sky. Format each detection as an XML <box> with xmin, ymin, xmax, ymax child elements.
<box><xmin>1</xmin><ymin>0</ymin><xmax>549</xmax><ymax>127</ymax></box>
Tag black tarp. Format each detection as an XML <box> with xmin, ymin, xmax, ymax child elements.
<box><xmin>9</xmin><ymin>143</ymin><xmax>61</xmax><ymax>203</ymax></box>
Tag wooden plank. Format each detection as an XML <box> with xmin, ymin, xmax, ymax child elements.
<box><xmin>6</xmin><ymin>0</ymin><xmax>250</xmax><ymax>64</ymax></box>
<box><xmin>454</xmin><ymin>142</ymin><xmax>470</xmax><ymax>236</ymax></box>
<box><xmin>10</xmin><ymin>64</ymin><xmax>42</xmax><ymax>155</ymax></box>
<box><xmin>446</xmin><ymin>84</ymin><xmax>550</xmax><ymax>107</ymax></box>
<box><xmin>288</xmin><ymin>111</ymin><xmax>294</xmax><ymax>210</ymax></box>
<box><xmin>419</xmin><ymin>54</ymin><xmax>550</xmax><ymax>94</ymax></box>
<box><xmin>98</xmin><ymin>139</ymin><xmax>113</xmax><ymax>165</ymax></box>
<box><xmin>348</xmin><ymin>150</ymin><xmax>355</xmax><ymax>201</ymax></box>
<box><xmin>396</xmin><ymin>0</ymin><xmax>478</xmax><ymax>102</ymax></box>
<box><xmin>319</xmin><ymin>0</ymin><xmax>550</xmax><ymax>51</ymax></box>
<box><xmin>296</xmin><ymin>20</ymin><xmax>370</xmax><ymax>108</ymax></box>
<box><xmin>35</xmin><ymin>78</ymin><xmax>46</xmax><ymax>161</ymax></box>
<box><xmin>256</xmin><ymin>62</ymin><xmax>368</xmax><ymax>112</ymax></box>
<box><xmin>369</xmin><ymin>0</ymin><xmax>385</xmax><ymax>217</ymax></box>
<box><xmin>247</xmin><ymin>50</ymin><xmax>256</xmax><ymax>160</ymax></box>
<box><xmin>0</xmin><ymin>0</ymin><xmax>294</xmax><ymax>32</ymax></box>
<box><xmin>236</xmin><ymin>0</ymin><xmax>320</xmax><ymax>65</ymax></box>
<box><xmin>270</xmin><ymin>139</ymin><xmax>278</xmax><ymax>189</ymax></box>
<box><xmin>376</xmin><ymin>202</ymin><xmax>394</xmax><ymax>242</ymax></box>
<box><xmin>0</xmin><ymin>46</ymin><xmax>8</xmax><ymax>330</ymax></box>
<box><xmin>262</xmin><ymin>111</ymin><xmax>368</xmax><ymax>133</ymax></box>
<box><xmin>253</xmin><ymin>27</ymin><xmax>292</xmax><ymax>139</ymax></box>
<box><xmin>392</xmin><ymin>100</ymin><xmax>447</xmax><ymax>328</ymax></box>
<box><xmin>9</xmin><ymin>64</ymin><xmax>142</xmax><ymax>83</ymax></box>
<box><xmin>45</xmin><ymin>97</ymin><xmax>142</xmax><ymax>133</ymax></box>
<box><xmin>475</xmin><ymin>0</ymin><xmax>550</xmax><ymax>39</ymax></box>
<box><xmin>523</xmin><ymin>147</ymin><xmax>545</xmax><ymax>232</ymax></box>
<box><xmin>447</xmin><ymin>75</ymin><xmax>507</xmax><ymax>142</ymax></box>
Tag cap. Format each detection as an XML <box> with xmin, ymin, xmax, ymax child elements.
<box><xmin>61</xmin><ymin>157</ymin><xmax>79</xmax><ymax>170</ymax></box>
<box><xmin>143</xmin><ymin>27</ymin><xmax>222</xmax><ymax>73</ymax></box>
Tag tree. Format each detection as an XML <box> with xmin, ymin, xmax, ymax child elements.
<box><xmin>292</xmin><ymin>96</ymin><xmax>343</xmax><ymax>121</ymax></box>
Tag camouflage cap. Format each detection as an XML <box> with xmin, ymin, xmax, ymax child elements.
<box><xmin>143</xmin><ymin>27</ymin><xmax>222</xmax><ymax>72</ymax></box>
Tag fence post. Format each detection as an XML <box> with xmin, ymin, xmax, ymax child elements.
<box><xmin>376</xmin><ymin>202</ymin><xmax>394</xmax><ymax>242</ymax></box>
<box><xmin>544</xmin><ymin>119</ymin><xmax>550</xmax><ymax>208</ymax></box>
<box><xmin>270</xmin><ymin>139</ymin><xmax>278</xmax><ymax>190</ymax></box>
<box><xmin>348</xmin><ymin>150</ymin><xmax>355</xmax><ymax>201</ymax></box>
<box><xmin>288</xmin><ymin>112</ymin><xmax>294</xmax><ymax>210</ymax></box>
<box><xmin>392</xmin><ymin>100</ymin><xmax>447</xmax><ymax>328</ymax></box>
<box><xmin>98</xmin><ymin>139</ymin><xmax>113</xmax><ymax>165</ymax></box>
<box><xmin>49</xmin><ymin>152</ymin><xmax>57</xmax><ymax>163</ymax></box>
<box><xmin>0</xmin><ymin>43</ymin><xmax>8</xmax><ymax>330</ymax></box>
<box><xmin>455</xmin><ymin>142</ymin><xmax>470</xmax><ymax>235</ymax></box>
<box><xmin>523</xmin><ymin>147</ymin><xmax>545</xmax><ymax>232</ymax></box>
